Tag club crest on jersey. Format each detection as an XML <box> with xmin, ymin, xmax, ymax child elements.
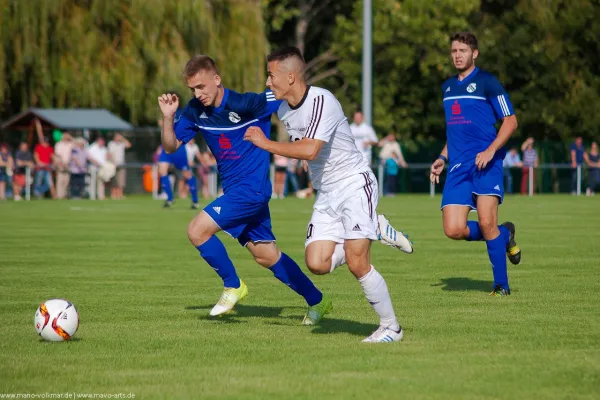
<box><xmin>229</xmin><ymin>112</ymin><xmax>241</xmax><ymax>123</ymax></box>
<box><xmin>466</xmin><ymin>83</ymin><xmax>477</xmax><ymax>93</ymax></box>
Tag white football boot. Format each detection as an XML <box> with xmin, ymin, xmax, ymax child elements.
<box><xmin>362</xmin><ymin>325</ymin><xmax>404</xmax><ymax>343</ymax></box>
<box><xmin>377</xmin><ymin>214</ymin><xmax>413</xmax><ymax>254</ymax></box>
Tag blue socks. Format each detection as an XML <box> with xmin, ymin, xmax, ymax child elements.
<box><xmin>486</xmin><ymin>225</ymin><xmax>510</xmax><ymax>290</ymax></box>
<box><xmin>269</xmin><ymin>253</ymin><xmax>323</xmax><ymax>306</ymax></box>
<box><xmin>466</xmin><ymin>220</ymin><xmax>483</xmax><ymax>241</ymax></box>
<box><xmin>187</xmin><ymin>176</ymin><xmax>198</xmax><ymax>204</ymax></box>
<box><xmin>196</xmin><ymin>236</ymin><xmax>240</xmax><ymax>289</ymax></box>
<box><xmin>160</xmin><ymin>175</ymin><xmax>173</xmax><ymax>202</ymax></box>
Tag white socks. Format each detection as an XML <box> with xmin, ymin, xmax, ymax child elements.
<box><xmin>358</xmin><ymin>266</ymin><xmax>400</xmax><ymax>331</ymax></box>
<box><xmin>329</xmin><ymin>243</ymin><xmax>346</xmax><ymax>272</ymax></box>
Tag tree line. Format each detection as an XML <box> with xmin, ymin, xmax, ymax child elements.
<box><xmin>2</xmin><ymin>0</ymin><xmax>599</xmax><ymax>145</ymax></box>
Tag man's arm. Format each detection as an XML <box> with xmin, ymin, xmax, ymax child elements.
<box><xmin>570</xmin><ymin>148</ymin><xmax>577</xmax><ymax>168</ymax></box>
<box><xmin>475</xmin><ymin>114</ymin><xmax>518</xmax><ymax>170</ymax></box>
<box><xmin>161</xmin><ymin>116</ymin><xmax>182</xmax><ymax>154</ymax></box>
<box><xmin>158</xmin><ymin>93</ymin><xmax>182</xmax><ymax>154</ymax></box>
<box><xmin>244</xmin><ymin>127</ymin><xmax>325</xmax><ymax>161</ymax></box>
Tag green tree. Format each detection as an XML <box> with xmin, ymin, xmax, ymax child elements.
<box><xmin>0</xmin><ymin>0</ymin><xmax>268</xmax><ymax>125</ymax></box>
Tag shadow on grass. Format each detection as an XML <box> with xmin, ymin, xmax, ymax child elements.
<box><xmin>432</xmin><ymin>277</ymin><xmax>491</xmax><ymax>292</ymax></box>
<box><xmin>309</xmin><ymin>318</ymin><xmax>377</xmax><ymax>337</ymax></box>
<box><xmin>186</xmin><ymin>304</ymin><xmax>375</xmax><ymax>336</ymax></box>
<box><xmin>186</xmin><ymin>304</ymin><xmax>303</xmax><ymax>320</ymax></box>
<box><xmin>38</xmin><ymin>337</ymin><xmax>83</xmax><ymax>343</ymax></box>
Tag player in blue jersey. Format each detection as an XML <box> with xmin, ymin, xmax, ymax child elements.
<box><xmin>157</xmin><ymin>106</ymin><xmax>199</xmax><ymax>210</ymax></box>
<box><xmin>430</xmin><ymin>32</ymin><xmax>522</xmax><ymax>296</ymax></box>
<box><xmin>157</xmin><ymin>55</ymin><xmax>331</xmax><ymax>322</ymax></box>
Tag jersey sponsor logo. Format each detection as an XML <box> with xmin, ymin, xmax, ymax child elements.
<box><xmin>218</xmin><ymin>134</ymin><xmax>232</xmax><ymax>149</ymax></box>
<box><xmin>213</xmin><ymin>206</ymin><xmax>221</xmax><ymax>214</ymax></box>
<box><xmin>449</xmin><ymin>163</ymin><xmax>462</xmax><ymax>173</ymax></box>
<box><xmin>200</xmin><ymin>112</ymin><xmax>208</xmax><ymax>119</ymax></box>
<box><xmin>229</xmin><ymin>112</ymin><xmax>241</xmax><ymax>123</ymax></box>
<box><xmin>466</xmin><ymin>83</ymin><xmax>477</xmax><ymax>93</ymax></box>
<box><xmin>451</xmin><ymin>100</ymin><xmax>462</xmax><ymax>115</ymax></box>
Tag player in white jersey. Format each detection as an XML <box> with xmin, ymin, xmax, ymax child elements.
<box><xmin>244</xmin><ymin>47</ymin><xmax>409</xmax><ymax>343</ymax></box>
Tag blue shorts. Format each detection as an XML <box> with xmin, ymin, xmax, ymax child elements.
<box><xmin>158</xmin><ymin>148</ymin><xmax>189</xmax><ymax>171</ymax></box>
<box><xmin>204</xmin><ymin>189</ymin><xmax>276</xmax><ymax>247</ymax></box>
<box><xmin>441</xmin><ymin>157</ymin><xmax>504</xmax><ymax>210</ymax></box>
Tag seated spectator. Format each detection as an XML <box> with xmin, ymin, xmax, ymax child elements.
<box><xmin>0</xmin><ymin>143</ymin><xmax>14</xmax><ymax>200</ymax></box>
<box><xmin>13</xmin><ymin>142</ymin><xmax>34</xmax><ymax>201</ymax></box>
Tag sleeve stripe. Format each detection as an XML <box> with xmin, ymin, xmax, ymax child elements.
<box><xmin>498</xmin><ymin>95</ymin><xmax>510</xmax><ymax>116</ymax></box>
<box><xmin>307</xmin><ymin>95</ymin><xmax>324</xmax><ymax>139</ymax></box>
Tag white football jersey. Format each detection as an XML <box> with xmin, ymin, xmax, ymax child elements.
<box><xmin>278</xmin><ymin>86</ymin><xmax>370</xmax><ymax>191</ymax></box>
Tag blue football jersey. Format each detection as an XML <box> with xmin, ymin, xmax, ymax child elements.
<box><xmin>442</xmin><ymin>67</ymin><xmax>514</xmax><ymax>163</ymax></box>
<box><xmin>174</xmin><ymin>89</ymin><xmax>281</xmax><ymax>196</ymax></box>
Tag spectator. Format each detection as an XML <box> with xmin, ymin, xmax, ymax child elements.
<box><xmin>349</xmin><ymin>110</ymin><xmax>378</xmax><ymax>167</ymax></box>
<box><xmin>69</xmin><ymin>138</ymin><xmax>88</xmax><ymax>199</ymax></box>
<box><xmin>202</xmin><ymin>147</ymin><xmax>218</xmax><ymax>197</ymax></box>
<box><xmin>54</xmin><ymin>132</ymin><xmax>73</xmax><ymax>199</ymax></box>
<box><xmin>273</xmin><ymin>154</ymin><xmax>288</xmax><ymax>199</ymax></box>
<box><xmin>503</xmin><ymin>147</ymin><xmax>522</xmax><ymax>194</ymax></box>
<box><xmin>520</xmin><ymin>137</ymin><xmax>538</xmax><ymax>195</ymax></box>
<box><xmin>13</xmin><ymin>142</ymin><xmax>34</xmax><ymax>201</ymax></box>
<box><xmin>378</xmin><ymin>133</ymin><xmax>407</xmax><ymax>196</ymax></box>
<box><xmin>33</xmin><ymin>136</ymin><xmax>56</xmax><ymax>199</ymax></box>
<box><xmin>87</xmin><ymin>137</ymin><xmax>110</xmax><ymax>200</ymax></box>
<box><xmin>284</xmin><ymin>158</ymin><xmax>300</xmax><ymax>197</ymax></box>
<box><xmin>181</xmin><ymin>138</ymin><xmax>203</xmax><ymax>199</ymax></box>
<box><xmin>0</xmin><ymin>144</ymin><xmax>14</xmax><ymax>200</ymax></box>
<box><xmin>584</xmin><ymin>141</ymin><xmax>600</xmax><ymax>196</ymax></box>
<box><xmin>570</xmin><ymin>136</ymin><xmax>585</xmax><ymax>194</ymax></box>
<box><xmin>108</xmin><ymin>133</ymin><xmax>132</xmax><ymax>200</ymax></box>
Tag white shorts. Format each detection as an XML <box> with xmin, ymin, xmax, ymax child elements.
<box><xmin>305</xmin><ymin>171</ymin><xmax>379</xmax><ymax>246</ymax></box>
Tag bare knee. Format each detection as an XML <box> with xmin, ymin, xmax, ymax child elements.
<box><xmin>186</xmin><ymin>214</ymin><xmax>218</xmax><ymax>247</ymax></box>
<box><xmin>305</xmin><ymin>253</ymin><xmax>330</xmax><ymax>275</ymax></box>
<box><xmin>478</xmin><ymin>218</ymin><xmax>498</xmax><ymax>240</ymax></box>
<box><xmin>444</xmin><ymin>225</ymin><xmax>468</xmax><ymax>240</ymax></box>
<box><xmin>247</xmin><ymin>242</ymin><xmax>280</xmax><ymax>268</ymax></box>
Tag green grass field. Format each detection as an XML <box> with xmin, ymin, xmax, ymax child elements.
<box><xmin>1</xmin><ymin>195</ymin><xmax>599</xmax><ymax>399</ymax></box>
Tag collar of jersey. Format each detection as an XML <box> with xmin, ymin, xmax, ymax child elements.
<box><xmin>213</xmin><ymin>88</ymin><xmax>230</xmax><ymax>113</ymax></box>
<box><xmin>289</xmin><ymin>85</ymin><xmax>311</xmax><ymax>110</ymax></box>
<box><xmin>455</xmin><ymin>67</ymin><xmax>479</xmax><ymax>85</ymax></box>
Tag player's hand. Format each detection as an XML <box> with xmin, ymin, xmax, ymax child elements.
<box><xmin>243</xmin><ymin>126</ymin><xmax>267</xmax><ymax>148</ymax></box>
<box><xmin>158</xmin><ymin>93</ymin><xmax>179</xmax><ymax>119</ymax></box>
<box><xmin>430</xmin><ymin>158</ymin><xmax>445</xmax><ymax>184</ymax></box>
<box><xmin>475</xmin><ymin>148</ymin><xmax>496</xmax><ymax>170</ymax></box>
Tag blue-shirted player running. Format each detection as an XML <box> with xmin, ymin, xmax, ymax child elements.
<box><xmin>157</xmin><ymin>108</ymin><xmax>199</xmax><ymax>209</ymax></box>
<box><xmin>158</xmin><ymin>55</ymin><xmax>331</xmax><ymax>322</ymax></box>
<box><xmin>430</xmin><ymin>32</ymin><xmax>522</xmax><ymax>296</ymax></box>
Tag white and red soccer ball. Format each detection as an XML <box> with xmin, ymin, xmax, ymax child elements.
<box><xmin>34</xmin><ymin>299</ymin><xmax>79</xmax><ymax>342</ymax></box>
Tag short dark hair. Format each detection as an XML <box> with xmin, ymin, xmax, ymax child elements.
<box><xmin>267</xmin><ymin>46</ymin><xmax>305</xmax><ymax>64</ymax></box>
<box><xmin>183</xmin><ymin>55</ymin><xmax>220</xmax><ymax>80</ymax></box>
<box><xmin>450</xmin><ymin>32</ymin><xmax>478</xmax><ymax>51</ymax></box>
<box><xmin>354</xmin><ymin>109</ymin><xmax>363</xmax><ymax>115</ymax></box>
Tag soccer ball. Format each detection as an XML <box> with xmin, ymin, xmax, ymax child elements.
<box><xmin>34</xmin><ymin>299</ymin><xmax>79</xmax><ymax>342</ymax></box>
